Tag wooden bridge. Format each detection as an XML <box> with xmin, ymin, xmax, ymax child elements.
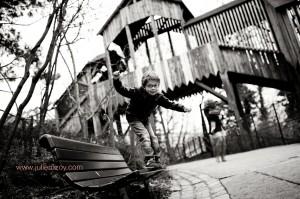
<box><xmin>54</xmin><ymin>0</ymin><xmax>300</xmax><ymax>148</ymax></box>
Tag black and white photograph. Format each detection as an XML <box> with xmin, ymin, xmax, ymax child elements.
<box><xmin>0</xmin><ymin>0</ymin><xmax>300</xmax><ymax>198</ymax></box>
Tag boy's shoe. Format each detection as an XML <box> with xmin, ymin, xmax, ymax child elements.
<box><xmin>145</xmin><ymin>158</ymin><xmax>163</xmax><ymax>169</ymax></box>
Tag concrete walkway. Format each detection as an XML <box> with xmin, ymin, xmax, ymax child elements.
<box><xmin>166</xmin><ymin>144</ymin><xmax>300</xmax><ymax>199</ymax></box>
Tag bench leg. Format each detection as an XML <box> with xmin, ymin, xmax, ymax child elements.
<box><xmin>118</xmin><ymin>187</ymin><xmax>129</xmax><ymax>199</ymax></box>
<box><xmin>143</xmin><ymin>180</ymin><xmax>153</xmax><ymax>199</ymax></box>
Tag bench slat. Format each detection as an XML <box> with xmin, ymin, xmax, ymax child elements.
<box><xmin>59</xmin><ymin>160</ymin><xmax>129</xmax><ymax>171</ymax></box>
<box><xmin>73</xmin><ymin>174</ymin><xmax>128</xmax><ymax>188</ymax></box>
<box><xmin>66</xmin><ymin>168</ymin><xmax>132</xmax><ymax>182</ymax></box>
<box><xmin>54</xmin><ymin>148</ymin><xmax>125</xmax><ymax>161</ymax></box>
<box><xmin>39</xmin><ymin>134</ymin><xmax>120</xmax><ymax>155</ymax></box>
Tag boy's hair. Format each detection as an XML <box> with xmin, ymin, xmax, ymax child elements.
<box><xmin>141</xmin><ymin>70</ymin><xmax>160</xmax><ymax>87</ymax></box>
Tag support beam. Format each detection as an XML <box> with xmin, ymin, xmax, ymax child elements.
<box><xmin>167</xmin><ymin>31</ymin><xmax>175</xmax><ymax>57</ymax></box>
<box><xmin>145</xmin><ymin>39</ymin><xmax>152</xmax><ymax>67</ymax></box>
<box><xmin>125</xmin><ymin>24</ymin><xmax>137</xmax><ymax>69</ymax></box>
<box><xmin>86</xmin><ymin>67</ymin><xmax>102</xmax><ymax>139</ymax></box>
<box><xmin>78</xmin><ymin>81</ymin><xmax>88</xmax><ymax>87</ymax></box>
<box><xmin>195</xmin><ymin>80</ymin><xmax>228</xmax><ymax>103</ymax></box>
<box><xmin>220</xmin><ymin>72</ymin><xmax>254</xmax><ymax>151</ymax></box>
<box><xmin>182</xmin><ymin>23</ymin><xmax>191</xmax><ymax>51</ymax></box>
<box><xmin>150</xmin><ymin>15</ymin><xmax>168</xmax><ymax>88</ymax></box>
<box><xmin>104</xmin><ymin>41</ymin><xmax>115</xmax><ymax>147</ymax></box>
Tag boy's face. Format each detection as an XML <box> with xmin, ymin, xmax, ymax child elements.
<box><xmin>145</xmin><ymin>80</ymin><xmax>159</xmax><ymax>95</ymax></box>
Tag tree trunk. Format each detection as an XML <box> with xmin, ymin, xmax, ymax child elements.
<box><xmin>158</xmin><ymin>108</ymin><xmax>176</xmax><ymax>162</ymax></box>
<box><xmin>0</xmin><ymin>0</ymin><xmax>68</xmax><ymax>174</ymax></box>
<box><xmin>66</xmin><ymin>39</ymin><xmax>89</xmax><ymax>141</ymax></box>
<box><xmin>0</xmin><ymin>7</ymin><xmax>57</xmax><ymax>133</ymax></box>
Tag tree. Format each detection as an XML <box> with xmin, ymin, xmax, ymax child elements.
<box><xmin>0</xmin><ymin>0</ymin><xmax>73</xmax><ymax>174</ymax></box>
<box><xmin>0</xmin><ymin>0</ymin><xmax>51</xmax><ymax>80</ymax></box>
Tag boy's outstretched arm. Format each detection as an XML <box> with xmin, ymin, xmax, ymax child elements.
<box><xmin>158</xmin><ymin>95</ymin><xmax>191</xmax><ymax>112</ymax></box>
<box><xmin>113</xmin><ymin>71</ymin><xmax>136</xmax><ymax>98</ymax></box>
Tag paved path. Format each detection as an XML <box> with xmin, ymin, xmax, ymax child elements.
<box><xmin>165</xmin><ymin>144</ymin><xmax>300</xmax><ymax>199</ymax></box>
<box><xmin>167</xmin><ymin>169</ymin><xmax>229</xmax><ymax>199</ymax></box>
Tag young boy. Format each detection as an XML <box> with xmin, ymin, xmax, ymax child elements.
<box><xmin>113</xmin><ymin>70</ymin><xmax>191</xmax><ymax>169</ymax></box>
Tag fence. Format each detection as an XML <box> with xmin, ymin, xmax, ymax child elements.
<box><xmin>174</xmin><ymin>136</ymin><xmax>208</xmax><ymax>160</ymax></box>
<box><xmin>171</xmin><ymin>100</ymin><xmax>300</xmax><ymax>161</ymax></box>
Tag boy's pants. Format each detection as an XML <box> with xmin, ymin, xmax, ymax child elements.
<box><xmin>129</xmin><ymin>120</ymin><xmax>160</xmax><ymax>157</ymax></box>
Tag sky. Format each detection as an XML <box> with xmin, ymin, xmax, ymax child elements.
<box><xmin>0</xmin><ymin>0</ymin><xmax>236</xmax><ymax>119</ymax></box>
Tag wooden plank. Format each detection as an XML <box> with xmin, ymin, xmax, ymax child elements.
<box><xmin>66</xmin><ymin>168</ymin><xmax>132</xmax><ymax>182</ymax></box>
<box><xmin>203</xmin><ymin>20</ymin><xmax>212</xmax><ymax>42</ymax></box>
<box><xmin>215</xmin><ymin>15</ymin><xmax>226</xmax><ymax>45</ymax></box>
<box><xmin>125</xmin><ymin>24</ymin><xmax>137</xmax><ymax>69</ymax></box>
<box><xmin>196</xmin><ymin>23</ymin><xmax>205</xmax><ymax>45</ymax></box>
<box><xmin>39</xmin><ymin>134</ymin><xmax>120</xmax><ymax>154</ymax></box>
<box><xmin>254</xmin><ymin>0</ymin><xmax>277</xmax><ymax>51</ymax></box>
<box><xmin>191</xmin><ymin>25</ymin><xmax>201</xmax><ymax>46</ymax></box>
<box><xmin>266</xmin><ymin>0</ymin><xmax>295</xmax><ymax>8</ymax></box>
<box><xmin>224</xmin><ymin>11</ymin><xmax>234</xmax><ymax>40</ymax></box>
<box><xmin>180</xmin><ymin>52</ymin><xmax>194</xmax><ymax>84</ymax></box>
<box><xmin>228</xmin><ymin>9</ymin><xmax>240</xmax><ymax>45</ymax></box>
<box><xmin>220</xmin><ymin>13</ymin><xmax>230</xmax><ymax>44</ymax></box>
<box><xmin>54</xmin><ymin>148</ymin><xmax>125</xmax><ymax>161</ymax></box>
<box><xmin>244</xmin><ymin>2</ymin><xmax>264</xmax><ymax>49</ymax></box>
<box><xmin>232</xmin><ymin>8</ymin><xmax>246</xmax><ymax>47</ymax></box>
<box><xmin>195</xmin><ymin>80</ymin><xmax>228</xmax><ymax>103</ymax></box>
<box><xmin>73</xmin><ymin>174</ymin><xmax>128</xmax><ymax>188</ymax></box>
<box><xmin>240</xmin><ymin>4</ymin><xmax>258</xmax><ymax>48</ymax></box>
<box><xmin>211</xmin><ymin>16</ymin><xmax>224</xmax><ymax>44</ymax></box>
<box><xmin>59</xmin><ymin>161</ymin><xmax>128</xmax><ymax>171</ymax></box>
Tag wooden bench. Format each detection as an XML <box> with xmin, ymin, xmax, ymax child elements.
<box><xmin>39</xmin><ymin>134</ymin><xmax>165</xmax><ymax>197</ymax></box>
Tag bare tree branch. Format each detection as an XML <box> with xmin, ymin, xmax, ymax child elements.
<box><xmin>0</xmin><ymin>72</ymin><xmax>19</xmax><ymax>110</ymax></box>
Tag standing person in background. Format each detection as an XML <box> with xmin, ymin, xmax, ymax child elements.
<box><xmin>204</xmin><ymin>100</ymin><xmax>227</xmax><ymax>162</ymax></box>
<box><xmin>113</xmin><ymin>70</ymin><xmax>191</xmax><ymax>169</ymax></box>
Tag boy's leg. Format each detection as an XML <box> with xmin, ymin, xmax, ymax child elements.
<box><xmin>143</xmin><ymin>121</ymin><xmax>164</xmax><ymax>168</ymax></box>
<box><xmin>129</xmin><ymin>121</ymin><xmax>153</xmax><ymax>157</ymax></box>
<box><xmin>144</xmin><ymin>122</ymin><xmax>160</xmax><ymax>156</ymax></box>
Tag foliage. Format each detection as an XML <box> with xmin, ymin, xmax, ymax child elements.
<box><xmin>0</xmin><ymin>0</ymin><xmax>52</xmax><ymax>82</ymax></box>
<box><xmin>0</xmin><ymin>118</ymin><xmax>64</xmax><ymax>198</ymax></box>
<box><xmin>236</xmin><ymin>84</ymin><xmax>256</xmax><ymax>115</ymax></box>
<box><xmin>0</xmin><ymin>0</ymin><xmax>50</xmax><ymax>56</ymax></box>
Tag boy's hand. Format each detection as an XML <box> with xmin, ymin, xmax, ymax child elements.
<box><xmin>183</xmin><ymin>107</ymin><xmax>192</xmax><ymax>112</ymax></box>
<box><xmin>113</xmin><ymin>71</ymin><xmax>120</xmax><ymax>79</ymax></box>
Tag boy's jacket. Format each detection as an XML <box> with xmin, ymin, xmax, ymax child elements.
<box><xmin>113</xmin><ymin>78</ymin><xmax>185</xmax><ymax>123</ymax></box>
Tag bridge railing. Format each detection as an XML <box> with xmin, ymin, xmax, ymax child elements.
<box><xmin>285</xmin><ymin>2</ymin><xmax>300</xmax><ymax>45</ymax></box>
<box><xmin>184</xmin><ymin>0</ymin><xmax>278</xmax><ymax>52</ymax></box>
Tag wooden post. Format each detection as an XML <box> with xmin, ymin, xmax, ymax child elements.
<box><xmin>192</xmin><ymin>137</ymin><xmax>197</xmax><ymax>154</ymax></box>
<box><xmin>272</xmin><ymin>103</ymin><xmax>286</xmax><ymax>144</ymax></box>
<box><xmin>125</xmin><ymin>24</ymin><xmax>137</xmax><ymax>69</ymax></box>
<box><xmin>263</xmin><ymin>1</ymin><xmax>300</xmax><ymax>106</ymax></box>
<box><xmin>198</xmin><ymin>136</ymin><xmax>203</xmax><ymax>153</ymax></box>
<box><xmin>104</xmin><ymin>39</ymin><xmax>115</xmax><ymax>147</ymax></box>
<box><xmin>87</xmin><ymin>67</ymin><xmax>102</xmax><ymax>139</ymax></box>
<box><xmin>167</xmin><ymin>31</ymin><xmax>175</xmax><ymax>57</ymax></box>
<box><xmin>54</xmin><ymin>108</ymin><xmax>60</xmax><ymax>132</ymax></box>
<box><xmin>145</xmin><ymin>39</ymin><xmax>152</xmax><ymax>66</ymax></box>
<box><xmin>220</xmin><ymin>72</ymin><xmax>254</xmax><ymax>151</ymax></box>
<box><xmin>150</xmin><ymin>15</ymin><xmax>168</xmax><ymax>88</ymax></box>
<box><xmin>208</xmin><ymin>19</ymin><xmax>218</xmax><ymax>43</ymax></box>
<box><xmin>195</xmin><ymin>80</ymin><xmax>228</xmax><ymax>103</ymax></box>
<box><xmin>115</xmin><ymin>114</ymin><xmax>123</xmax><ymax>136</ymax></box>
<box><xmin>181</xmin><ymin>21</ymin><xmax>191</xmax><ymax>51</ymax></box>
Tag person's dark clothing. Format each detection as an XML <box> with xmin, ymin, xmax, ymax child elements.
<box><xmin>113</xmin><ymin>78</ymin><xmax>185</xmax><ymax>123</ymax></box>
<box><xmin>207</xmin><ymin>114</ymin><xmax>222</xmax><ymax>135</ymax></box>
